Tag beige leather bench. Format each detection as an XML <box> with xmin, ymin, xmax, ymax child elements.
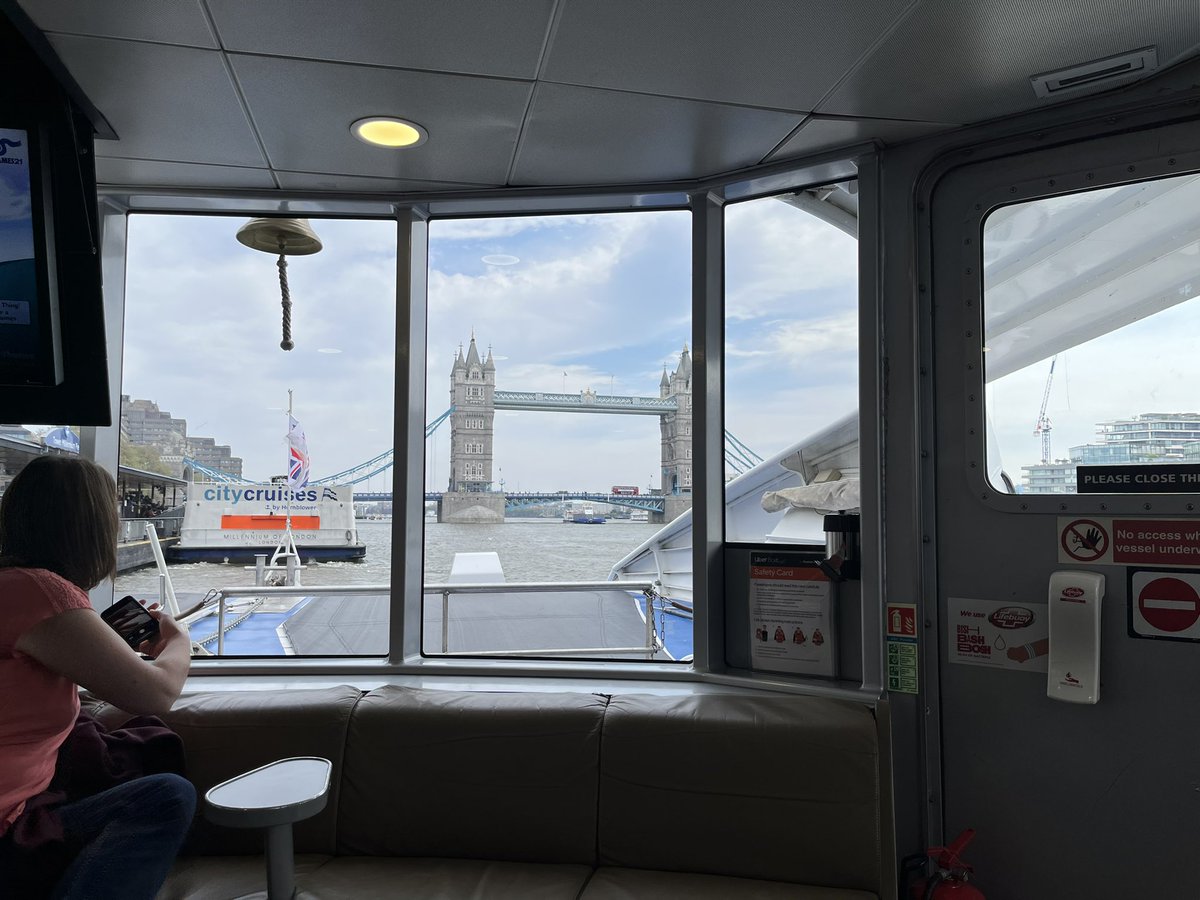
<box><xmin>92</xmin><ymin>685</ymin><xmax>883</xmax><ymax>899</ymax></box>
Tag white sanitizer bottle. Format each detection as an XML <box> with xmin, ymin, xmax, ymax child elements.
<box><xmin>1046</xmin><ymin>570</ymin><xmax>1105</xmax><ymax>705</ymax></box>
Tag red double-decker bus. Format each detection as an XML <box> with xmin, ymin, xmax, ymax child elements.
<box><xmin>611</xmin><ymin>485</ymin><xmax>639</xmax><ymax>495</ymax></box>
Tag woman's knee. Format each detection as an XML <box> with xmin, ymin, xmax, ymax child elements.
<box><xmin>138</xmin><ymin>773</ymin><xmax>197</xmax><ymax>827</ymax></box>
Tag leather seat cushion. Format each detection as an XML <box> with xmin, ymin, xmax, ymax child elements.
<box><xmin>579</xmin><ymin>868</ymin><xmax>880</xmax><ymax>899</ymax></box>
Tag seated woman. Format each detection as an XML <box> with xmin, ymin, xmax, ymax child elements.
<box><xmin>0</xmin><ymin>455</ymin><xmax>194</xmax><ymax>899</ymax></box>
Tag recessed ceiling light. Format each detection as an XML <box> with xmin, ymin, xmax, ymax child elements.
<box><xmin>482</xmin><ymin>254</ymin><xmax>520</xmax><ymax>266</ymax></box>
<box><xmin>317</xmin><ymin>347</ymin><xmax>342</xmax><ymax>354</ymax></box>
<box><xmin>351</xmin><ymin>117</ymin><xmax>428</xmax><ymax>149</ymax></box>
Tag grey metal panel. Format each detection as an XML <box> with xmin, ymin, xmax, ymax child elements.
<box><xmin>544</xmin><ymin>0</ymin><xmax>913</xmax><ymax>112</ymax></box>
<box><xmin>19</xmin><ymin>0</ymin><xmax>217</xmax><ymax>48</ymax></box>
<box><xmin>513</xmin><ymin>84</ymin><xmax>803</xmax><ymax>186</ymax></box>
<box><xmin>276</xmin><ymin>171</ymin><xmax>492</xmax><ymax>193</ymax></box>
<box><xmin>207</xmin><ymin>0</ymin><xmax>555</xmax><ymax>79</ymax></box>
<box><xmin>767</xmin><ymin>116</ymin><xmax>956</xmax><ymax>163</ymax></box>
<box><xmin>47</xmin><ymin>35</ymin><xmax>266</xmax><ymax>167</ymax></box>
<box><xmin>925</xmin><ymin>116</ymin><xmax>1200</xmax><ymax>898</ymax></box>
<box><xmin>230</xmin><ymin>54</ymin><xmax>531</xmax><ymax>185</ymax></box>
<box><xmin>96</xmin><ymin>157</ymin><xmax>276</xmax><ymax>189</ymax></box>
<box><xmin>820</xmin><ymin>0</ymin><xmax>1200</xmax><ymax>122</ymax></box>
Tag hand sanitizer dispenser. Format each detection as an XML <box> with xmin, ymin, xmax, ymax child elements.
<box><xmin>1047</xmin><ymin>570</ymin><xmax>1104</xmax><ymax>704</ymax></box>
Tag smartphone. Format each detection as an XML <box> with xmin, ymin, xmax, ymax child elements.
<box><xmin>100</xmin><ymin>595</ymin><xmax>160</xmax><ymax>648</ymax></box>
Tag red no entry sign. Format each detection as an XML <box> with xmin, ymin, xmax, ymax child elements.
<box><xmin>1137</xmin><ymin>576</ymin><xmax>1200</xmax><ymax>633</ymax></box>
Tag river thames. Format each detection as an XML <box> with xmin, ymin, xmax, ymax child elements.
<box><xmin>114</xmin><ymin>518</ymin><xmax>667</xmax><ymax>597</ymax></box>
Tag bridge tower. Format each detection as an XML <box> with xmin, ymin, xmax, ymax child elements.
<box><xmin>660</xmin><ymin>345</ymin><xmax>693</xmax><ymax>501</ymax></box>
<box><xmin>440</xmin><ymin>334</ymin><xmax>505</xmax><ymax>523</ymax></box>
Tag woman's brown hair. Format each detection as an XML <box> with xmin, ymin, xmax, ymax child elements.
<box><xmin>0</xmin><ymin>455</ymin><xmax>119</xmax><ymax>590</ymax></box>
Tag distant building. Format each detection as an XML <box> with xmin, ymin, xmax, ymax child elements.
<box><xmin>120</xmin><ymin>394</ymin><xmax>243</xmax><ymax>479</ymax></box>
<box><xmin>185</xmin><ymin>436</ymin><xmax>244</xmax><ymax>479</ymax></box>
<box><xmin>121</xmin><ymin>395</ymin><xmax>188</xmax><ymax>448</ymax></box>
<box><xmin>660</xmin><ymin>345</ymin><xmax>693</xmax><ymax>495</ymax></box>
<box><xmin>447</xmin><ymin>335</ymin><xmax>496</xmax><ymax>493</ymax></box>
<box><xmin>1020</xmin><ymin>461</ymin><xmax>1077</xmax><ymax>494</ymax></box>
<box><xmin>1021</xmin><ymin>412</ymin><xmax>1200</xmax><ymax>493</ymax></box>
<box><xmin>1087</xmin><ymin>413</ymin><xmax>1200</xmax><ymax>460</ymax></box>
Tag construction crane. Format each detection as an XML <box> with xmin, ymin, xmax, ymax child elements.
<box><xmin>1033</xmin><ymin>355</ymin><xmax>1058</xmax><ymax>463</ymax></box>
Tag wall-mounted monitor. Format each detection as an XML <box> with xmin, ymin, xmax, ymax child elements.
<box><xmin>0</xmin><ymin>122</ymin><xmax>62</xmax><ymax>387</ymax></box>
<box><xmin>0</xmin><ymin>7</ymin><xmax>110</xmax><ymax>425</ymax></box>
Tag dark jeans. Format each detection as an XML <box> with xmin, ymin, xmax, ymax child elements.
<box><xmin>47</xmin><ymin>773</ymin><xmax>196</xmax><ymax>900</ymax></box>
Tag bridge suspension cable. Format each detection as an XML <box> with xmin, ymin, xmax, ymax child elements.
<box><xmin>182</xmin><ymin>457</ymin><xmax>253</xmax><ymax>483</ymax></box>
<box><xmin>724</xmin><ymin>430</ymin><xmax>764</xmax><ymax>475</ymax></box>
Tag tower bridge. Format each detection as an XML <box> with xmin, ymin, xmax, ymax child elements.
<box><xmin>185</xmin><ymin>335</ymin><xmax>763</xmax><ymax>525</ymax></box>
<box><xmin>438</xmin><ymin>335</ymin><xmax>693</xmax><ymax>524</ymax></box>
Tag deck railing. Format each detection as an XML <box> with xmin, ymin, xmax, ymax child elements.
<box><xmin>186</xmin><ymin>580</ymin><xmax>668</xmax><ymax>658</ymax></box>
<box><xmin>119</xmin><ymin>515</ymin><xmax>183</xmax><ymax>542</ymax></box>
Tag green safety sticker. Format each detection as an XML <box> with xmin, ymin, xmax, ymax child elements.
<box><xmin>885</xmin><ymin>602</ymin><xmax>918</xmax><ymax>694</ymax></box>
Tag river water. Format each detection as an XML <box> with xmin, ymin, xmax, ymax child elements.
<box><xmin>114</xmin><ymin>518</ymin><xmax>666</xmax><ymax>598</ymax></box>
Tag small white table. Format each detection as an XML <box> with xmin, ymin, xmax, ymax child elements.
<box><xmin>203</xmin><ymin>757</ymin><xmax>332</xmax><ymax>900</ymax></box>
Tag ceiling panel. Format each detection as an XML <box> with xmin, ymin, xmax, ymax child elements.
<box><xmin>230</xmin><ymin>55</ymin><xmax>531</xmax><ymax>185</ymax></box>
<box><xmin>819</xmin><ymin>0</ymin><xmax>1200</xmax><ymax>122</ymax></box>
<box><xmin>207</xmin><ymin>0</ymin><xmax>555</xmax><ymax>79</ymax></box>
<box><xmin>512</xmin><ymin>83</ymin><xmax>803</xmax><ymax>186</ymax></box>
<box><xmin>19</xmin><ymin>0</ymin><xmax>217</xmax><ymax>48</ymax></box>
<box><xmin>767</xmin><ymin>115</ymin><xmax>956</xmax><ymax>162</ymax></box>
<box><xmin>96</xmin><ymin>158</ymin><xmax>275</xmax><ymax>189</ymax></box>
<box><xmin>275</xmin><ymin>171</ymin><xmax>491</xmax><ymax>193</ymax></box>
<box><xmin>48</xmin><ymin>34</ymin><xmax>266</xmax><ymax>167</ymax></box>
<box><xmin>544</xmin><ymin>0</ymin><xmax>914</xmax><ymax>112</ymax></box>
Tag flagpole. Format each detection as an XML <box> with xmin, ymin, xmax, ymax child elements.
<box><xmin>286</xmin><ymin>388</ymin><xmax>293</xmax><ymax>534</ymax></box>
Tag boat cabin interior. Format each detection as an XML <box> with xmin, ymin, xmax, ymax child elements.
<box><xmin>4</xmin><ymin>1</ymin><xmax>1200</xmax><ymax>897</ymax></box>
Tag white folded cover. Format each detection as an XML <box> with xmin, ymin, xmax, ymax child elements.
<box><xmin>760</xmin><ymin>478</ymin><xmax>860</xmax><ymax>514</ymax></box>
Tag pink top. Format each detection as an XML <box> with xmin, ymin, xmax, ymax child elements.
<box><xmin>0</xmin><ymin>567</ymin><xmax>92</xmax><ymax>836</ymax></box>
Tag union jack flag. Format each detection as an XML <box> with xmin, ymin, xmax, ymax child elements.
<box><xmin>287</xmin><ymin>415</ymin><xmax>310</xmax><ymax>488</ymax></box>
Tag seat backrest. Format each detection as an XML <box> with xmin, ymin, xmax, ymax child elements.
<box><xmin>161</xmin><ymin>685</ymin><xmax>362</xmax><ymax>856</ymax></box>
<box><xmin>336</xmin><ymin>685</ymin><xmax>608</xmax><ymax>865</ymax></box>
<box><xmin>596</xmin><ymin>692</ymin><xmax>881</xmax><ymax>894</ymax></box>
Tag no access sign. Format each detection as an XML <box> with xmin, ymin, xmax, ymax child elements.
<box><xmin>1058</xmin><ymin>516</ymin><xmax>1200</xmax><ymax>568</ymax></box>
<box><xmin>1129</xmin><ymin>569</ymin><xmax>1200</xmax><ymax>642</ymax></box>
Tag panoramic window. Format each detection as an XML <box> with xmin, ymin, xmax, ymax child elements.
<box><xmin>423</xmin><ymin>210</ymin><xmax>692</xmax><ymax>661</ymax></box>
<box><xmin>117</xmin><ymin>215</ymin><xmax>397</xmax><ymax>656</ymax></box>
<box><xmin>983</xmin><ymin>173</ymin><xmax>1200</xmax><ymax>495</ymax></box>
<box><xmin>723</xmin><ymin>183</ymin><xmax>860</xmax><ymax>545</ymax></box>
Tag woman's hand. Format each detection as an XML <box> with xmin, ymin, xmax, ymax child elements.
<box><xmin>137</xmin><ymin>605</ymin><xmax>190</xmax><ymax>660</ymax></box>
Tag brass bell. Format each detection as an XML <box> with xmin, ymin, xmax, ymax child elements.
<box><xmin>235</xmin><ymin>218</ymin><xmax>324</xmax><ymax>256</ymax></box>
<box><xmin>236</xmin><ymin>218</ymin><xmax>323</xmax><ymax>351</ymax></box>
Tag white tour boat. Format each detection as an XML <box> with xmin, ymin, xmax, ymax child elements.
<box><xmin>170</xmin><ymin>481</ymin><xmax>365</xmax><ymax>563</ymax></box>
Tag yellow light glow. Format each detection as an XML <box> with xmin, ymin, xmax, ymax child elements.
<box><xmin>351</xmin><ymin>117</ymin><xmax>427</xmax><ymax>148</ymax></box>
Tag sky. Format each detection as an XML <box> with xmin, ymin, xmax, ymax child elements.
<box><xmin>113</xmin><ymin>199</ymin><xmax>859</xmax><ymax>493</ymax></box>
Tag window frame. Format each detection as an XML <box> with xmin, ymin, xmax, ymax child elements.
<box><xmin>92</xmin><ymin>149</ymin><xmax>880</xmax><ymax>698</ymax></box>
<box><xmin>930</xmin><ymin>118</ymin><xmax>1200</xmax><ymax>518</ymax></box>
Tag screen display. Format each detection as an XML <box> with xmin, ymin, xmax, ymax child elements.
<box><xmin>102</xmin><ymin>596</ymin><xmax>160</xmax><ymax>648</ymax></box>
<box><xmin>0</xmin><ymin>127</ymin><xmax>39</xmax><ymax>373</ymax></box>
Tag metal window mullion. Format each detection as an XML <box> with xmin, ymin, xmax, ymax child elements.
<box><xmin>84</xmin><ymin>200</ymin><xmax>130</xmax><ymax>611</ymax></box>
<box><xmin>690</xmin><ymin>191</ymin><xmax>725</xmax><ymax>674</ymax></box>
<box><xmin>394</xmin><ymin>206</ymin><xmax>430</xmax><ymax>664</ymax></box>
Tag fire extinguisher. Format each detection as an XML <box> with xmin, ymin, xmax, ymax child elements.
<box><xmin>901</xmin><ymin>828</ymin><xmax>986</xmax><ymax>899</ymax></box>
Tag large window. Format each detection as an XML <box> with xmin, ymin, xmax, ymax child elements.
<box><xmin>723</xmin><ymin>183</ymin><xmax>859</xmax><ymax>543</ymax></box>
<box><xmin>423</xmin><ymin>210</ymin><xmax>692</xmax><ymax>660</ymax></box>
<box><xmin>983</xmin><ymin>173</ymin><xmax>1200</xmax><ymax>494</ymax></box>
<box><xmin>116</xmin><ymin>215</ymin><xmax>397</xmax><ymax>657</ymax></box>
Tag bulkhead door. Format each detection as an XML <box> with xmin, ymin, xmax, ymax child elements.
<box><xmin>926</xmin><ymin>117</ymin><xmax>1200</xmax><ymax>898</ymax></box>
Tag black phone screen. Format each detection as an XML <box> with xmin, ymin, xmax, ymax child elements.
<box><xmin>100</xmin><ymin>595</ymin><xmax>159</xmax><ymax>648</ymax></box>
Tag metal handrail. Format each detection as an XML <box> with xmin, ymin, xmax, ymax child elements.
<box><xmin>199</xmin><ymin>580</ymin><xmax>664</xmax><ymax>657</ymax></box>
